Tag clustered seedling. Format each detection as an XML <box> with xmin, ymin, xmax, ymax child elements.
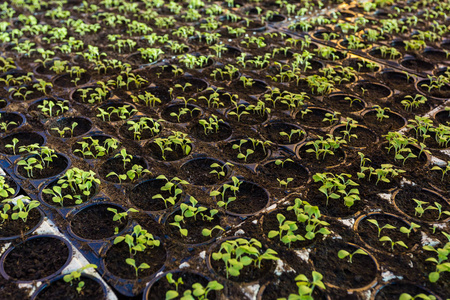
<box><xmin>169</xmin><ymin>196</ymin><xmax>224</xmax><ymax>237</ymax></box>
<box><xmin>357</xmin><ymin>152</ymin><xmax>406</xmax><ymax>184</ymax></box>
<box><xmin>211</xmin><ymin>238</ymin><xmax>279</xmax><ymax>278</ymax></box>
<box><xmin>366</xmin><ymin>218</ymin><xmax>420</xmax><ymax>251</ymax></box>
<box><xmin>74</xmin><ymin>136</ymin><xmax>120</xmax><ymax>159</ymax></box>
<box><xmin>231</xmin><ymin>138</ymin><xmax>272</xmax><ymax>162</ymax></box>
<box><xmin>313</xmin><ymin>173</ymin><xmax>360</xmax><ymax>207</ymax></box>
<box><xmin>278</xmin><ymin>271</ymin><xmax>326</xmax><ymax>300</ymax></box>
<box><xmin>305</xmin><ymin>134</ymin><xmax>346</xmax><ymax>160</ymax></box>
<box><xmin>152</xmin><ymin>175</ymin><xmax>188</xmax><ymax>209</ymax></box>
<box><xmin>165</xmin><ymin>273</ymin><xmax>224</xmax><ymax>300</ymax></box>
<box><xmin>126</xmin><ymin>117</ymin><xmax>161</xmax><ymax>140</ymax></box>
<box><xmin>113</xmin><ymin>224</ymin><xmax>160</xmax><ymax>278</ymax></box>
<box><xmin>210</xmin><ymin>176</ymin><xmax>242</xmax><ymax>210</ymax></box>
<box><xmin>423</xmin><ymin>232</ymin><xmax>450</xmax><ymax>283</ymax></box>
<box><xmin>0</xmin><ymin>175</ymin><xmax>15</xmax><ymax>198</ymax></box>
<box><xmin>152</xmin><ymin>131</ymin><xmax>192</xmax><ymax>161</ymax></box>
<box><xmin>17</xmin><ymin>145</ymin><xmax>57</xmax><ymax>178</ymax></box>
<box><xmin>43</xmin><ymin>167</ymin><xmax>100</xmax><ymax>206</ymax></box>
<box><xmin>63</xmin><ymin>264</ymin><xmax>98</xmax><ymax>294</ymax></box>
<box><xmin>268</xmin><ymin>198</ymin><xmax>330</xmax><ymax>248</ymax></box>
<box><xmin>1</xmin><ymin>196</ymin><xmax>40</xmax><ymax>224</ymax></box>
<box><xmin>36</xmin><ymin>98</ymin><xmax>69</xmax><ymax>117</ymax></box>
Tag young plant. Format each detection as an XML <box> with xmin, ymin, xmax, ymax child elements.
<box><xmin>367</xmin><ymin>219</ymin><xmax>396</xmax><ymax>237</ymax></box>
<box><xmin>152</xmin><ymin>175</ymin><xmax>188</xmax><ymax>209</ymax></box>
<box><xmin>0</xmin><ymin>176</ymin><xmax>15</xmax><ymax>198</ymax></box>
<box><xmin>423</xmin><ymin>233</ymin><xmax>450</xmax><ymax>283</ymax></box>
<box><xmin>210</xmin><ymin>176</ymin><xmax>242</xmax><ymax>210</ymax></box>
<box><xmin>338</xmin><ymin>248</ymin><xmax>368</xmax><ymax>263</ymax></box>
<box><xmin>278</xmin><ymin>271</ymin><xmax>326</xmax><ymax>300</ymax></box>
<box><xmin>63</xmin><ymin>264</ymin><xmax>98</xmax><ymax>294</ymax></box>
<box><xmin>209</xmin><ymin>162</ymin><xmax>233</xmax><ymax>180</ymax></box>
<box><xmin>165</xmin><ymin>273</ymin><xmax>224</xmax><ymax>300</ymax></box>
<box><xmin>113</xmin><ymin>225</ymin><xmax>160</xmax><ymax>278</ymax></box>
<box><xmin>211</xmin><ymin>238</ymin><xmax>279</xmax><ymax>278</ymax></box>
<box><xmin>379</xmin><ymin>235</ymin><xmax>408</xmax><ymax>251</ymax></box>
<box><xmin>1</xmin><ymin>196</ymin><xmax>40</xmax><ymax>222</ymax></box>
<box><xmin>169</xmin><ymin>196</ymin><xmax>224</xmax><ymax>237</ymax></box>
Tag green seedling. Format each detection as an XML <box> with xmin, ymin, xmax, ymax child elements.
<box><xmin>338</xmin><ymin>248</ymin><xmax>368</xmax><ymax>263</ymax></box>
<box><xmin>63</xmin><ymin>264</ymin><xmax>98</xmax><ymax>294</ymax></box>
<box><xmin>367</xmin><ymin>219</ymin><xmax>396</xmax><ymax>237</ymax></box>
<box><xmin>379</xmin><ymin>235</ymin><xmax>408</xmax><ymax>251</ymax></box>
<box><xmin>211</xmin><ymin>238</ymin><xmax>279</xmax><ymax>278</ymax></box>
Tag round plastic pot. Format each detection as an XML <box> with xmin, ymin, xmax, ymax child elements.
<box><xmin>0</xmin><ymin>234</ymin><xmax>73</xmax><ymax>283</ymax></box>
<box><xmin>31</xmin><ymin>273</ymin><xmax>108</xmax><ymax>300</ymax></box>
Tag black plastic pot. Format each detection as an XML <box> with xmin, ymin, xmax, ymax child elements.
<box><xmin>46</xmin><ymin>116</ymin><xmax>93</xmax><ymax>139</ymax></box>
<box><xmin>31</xmin><ymin>273</ymin><xmax>108</xmax><ymax>300</ymax></box>
<box><xmin>0</xmin><ymin>131</ymin><xmax>46</xmax><ymax>156</ymax></box>
<box><xmin>143</xmin><ymin>270</ymin><xmax>221</xmax><ymax>300</ymax></box>
<box><xmin>0</xmin><ymin>235</ymin><xmax>73</xmax><ymax>283</ymax></box>
<box><xmin>0</xmin><ymin>112</ymin><xmax>25</xmax><ymax>134</ymax></box>
<box><xmin>67</xmin><ymin>201</ymin><xmax>132</xmax><ymax>242</ymax></box>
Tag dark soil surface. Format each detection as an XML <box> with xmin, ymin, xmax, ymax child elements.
<box><xmin>3</xmin><ymin>236</ymin><xmax>70</xmax><ymax>281</ymax></box>
<box><xmin>35</xmin><ymin>276</ymin><xmax>105</xmax><ymax>300</ymax></box>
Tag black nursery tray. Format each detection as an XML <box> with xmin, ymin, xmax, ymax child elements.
<box><xmin>1</xmin><ymin>0</ymin><xmax>450</xmax><ymax>299</ymax></box>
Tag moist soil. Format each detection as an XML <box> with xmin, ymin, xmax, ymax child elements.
<box><xmin>42</xmin><ymin>178</ymin><xmax>97</xmax><ymax>207</ymax></box>
<box><xmin>310</xmin><ymin>240</ymin><xmax>377</xmax><ymax>290</ymax></box>
<box><xmin>220</xmin><ymin>181</ymin><xmax>269</xmax><ymax>215</ymax></box>
<box><xmin>35</xmin><ymin>276</ymin><xmax>105</xmax><ymax>300</ymax></box>
<box><xmin>393</xmin><ymin>185</ymin><xmax>450</xmax><ymax>222</ymax></box>
<box><xmin>17</xmin><ymin>154</ymin><xmax>68</xmax><ymax>179</ymax></box>
<box><xmin>103</xmin><ymin>240</ymin><xmax>166</xmax><ymax>280</ymax></box>
<box><xmin>355</xmin><ymin>214</ymin><xmax>421</xmax><ymax>254</ymax></box>
<box><xmin>70</xmin><ymin>204</ymin><xmax>128</xmax><ymax>240</ymax></box>
<box><xmin>0</xmin><ymin>208</ymin><xmax>41</xmax><ymax>238</ymax></box>
<box><xmin>145</xmin><ymin>272</ymin><xmax>217</xmax><ymax>300</ymax></box>
<box><xmin>3</xmin><ymin>237</ymin><xmax>70</xmax><ymax>281</ymax></box>
<box><xmin>127</xmin><ymin>179</ymin><xmax>183</xmax><ymax>212</ymax></box>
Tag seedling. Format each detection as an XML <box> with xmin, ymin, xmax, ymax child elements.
<box><xmin>152</xmin><ymin>131</ymin><xmax>192</xmax><ymax>160</ymax></box>
<box><xmin>367</xmin><ymin>219</ymin><xmax>396</xmax><ymax>237</ymax></box>
<box><xmin>423</xmin><ymin>234</ymin><xmax>450</xmax><ymax>283</ymax></box>
<box><xmin>130</xmin><ymin>91</ymin><xmax>162</xmax><ymax>107</ymax></box>
<box><xmin>279</xmin><ymin>129</ymin><xmax>304</xmax><ymax>143</ymax></box>
<box><xmin>399</xmin><ymin>293</ymin><xmax>436</xmax><ymax>300</ymax></box>
<box><xmin>268</xmin><ymin>213</ymin><xmax>304</xmax><ymax>248</ymax></box>
<box><xmin>305</xmin><ymin>134</ymin><xmax>346</xmax><ymax>160</ymax></box>
<box><xmin>0</xmin><ymin>176</ymin><xmax>15</xmax><ymax>198</ymax></box>
<box><xmin>338</xmin><ymin>248</ymin><xmax>368</xmax><ymax>263</ymax></box>
<box><xmin>275</xmin><ymin>158</ymin><xmax>294</xmax><ymax>168</ymax></box>
<box><xmin>113</xmin><ymin>224</ymin><xmax>160</xmax><ymax>256</ymax></box>
<box><xmin>400</xmin><ymin>222</ymin><xmax>420</xmax><ymax>238</ymax></box>
<box><xmin>211</xmin><ymin>238</ymin><xmax>279</xmax><ymax>278</ymax></box>
<box><xmin>198</xmin><ymin>114</ymin><xmax>223</xmax><ymax>135</ymax></box>
<box><xmin>63</xmin><ymin>264</ymin><xmax>98</xmax><ymax>294</ymax></box>
<box><xmin>1</xmin><ymin>197</ymin><xmax>40</xmax><ymax>222</ymax></box>
<box><xmin>126</xmin><ymin>117</ymin><xmax>161</xmax><ymax>140</ymax></box>
<box><xmin>37</xmin><ymin>99</ymin><xmax>69</xmax><ymax>118</ymax></box>
<box><xmin>51</xmin><ymin>122</ymin><xmax>78</xmax><ymax>138</ymax></box>
<box><xmin>209</xmin><ymin>162</ymin><xmax>233</xmax><ymax>180</ymax></box>
<box><xmin>74</xmin><ymin>136</ymin><xmax>120</xmax><ymax>159</ymax></box>
<box><xmin>169</xmin><ymin>196</ymin><xmax>224</xmax><ymax>237</ymax></box>
<box><xmin>153</xmin><ymin>175</ymin><xmax>188</xmax><ymax>209</ymax></box>
<box><xmin>165</xmin><ymin>273</ymin><xmax>223</xmax><ymax>300</ymax></box>
<box><xmin>278</xmin><ymin>271</ymin><xmax>326</xmax><ymax>300</ymax></box>
<box><xmin>379</xmin><ymin>236</ymin><xmax>408</xmax><ymax>251</ymax></box>
<box><xmin>210</xmin><ymin>176</ymin><xmax>242</xmax><ymax>210</ymax></box>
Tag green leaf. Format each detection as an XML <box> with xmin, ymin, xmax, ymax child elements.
<box><xmin>429</xmin><ymin>271</ymin><xmax>439</xmax><ymax>282</ymax></box>
<box><xmin>338</xmin><ymin>250</ymin><xmax>349</xmax><ymax>259</ymax></box>
<box><xmin>166</xmin><ymin>290</ymin><xmax>179</xmax><ymax>300</ymax></box>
